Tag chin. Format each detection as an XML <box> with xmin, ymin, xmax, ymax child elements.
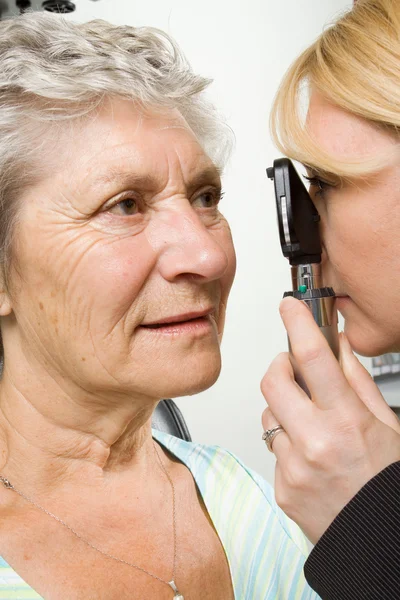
<box><xmin>139</xmin><ymin>355</ymin><xmax>222</xmax><ymax>400</ymax></box>
<box><xmin>344</xmin><ymin>322</ymin><xmax>399</xmax><ymax>357</ymax></box>
<box><xmin>161</xmin><ymin>369</ymin><xmax>221</xmax><ymax>399</ymax></box>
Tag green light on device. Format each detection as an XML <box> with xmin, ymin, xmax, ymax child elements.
<box><xmin>299</xmin><ymin>285</ymin><xmax>307</xmax><ymax>293</ymax></box>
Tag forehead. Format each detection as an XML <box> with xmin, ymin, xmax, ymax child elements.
<box><xmin>307</xmin><ymin>91</ymin><xmax>393</xmax><ymax>160</ymax></box>
<box><xmin>66</xmin><ymin>99</ymin><xmax>219</xmax><ymax>192</ymax></box>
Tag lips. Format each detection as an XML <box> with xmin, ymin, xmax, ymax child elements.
<box><xmin>141</xmin><ymin>309</ymin><xmax>214</xmax><ymax>328</ymax></box>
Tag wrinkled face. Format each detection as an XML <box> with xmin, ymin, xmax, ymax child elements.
<box><xmin>6</xmin><ymin>99</ymin><xmax>236</xmax><ymax>400</ymax></box>
<box><xmin>306</xmin><ymin>92</ymin><xmax>400</xmax><ymax>356</ymax></box>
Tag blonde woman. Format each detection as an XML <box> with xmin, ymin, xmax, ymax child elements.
<box><xmin>262</xmin><ymin>0</ymin><xmax>400</xmax><ymax>598</ymax></box>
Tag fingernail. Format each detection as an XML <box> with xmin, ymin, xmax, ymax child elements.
<box><xmin>279</xmin><ymin>296</ymin><xmax>299</xmax><ymax>314</ymax></box>
<box><xmin>341</xmin><ymin>332</ymin><xmax>353</xmax><ymax>354</ymax></box>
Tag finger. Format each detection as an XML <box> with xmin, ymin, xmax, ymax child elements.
<box><xmin>268</xmin><ymin>427</ymin><xmax>291</xmax><ymax>459</ymax></box>
<box><xmin>261</xmin><ymin>407</ymin><xmax>291</xmax><ymax>458</ymax></box>
<box><xmin>261</xmin><ymin>352</ymin><xmax>311</xmax><ymax>437</ymax></box>
<box><xmin>261</xmin><ymin>406</ymin><xmax>281</xmax><ymax>431</ymax></box>
<box><xmin>279</xmin><ymin>296</ymin><xmax>356</xmax><ymax>410</ymax></box>
<box><xmin>340</xmin><ymin>333</ymin><xmax>400</xmax><ymax>432</ymax></box>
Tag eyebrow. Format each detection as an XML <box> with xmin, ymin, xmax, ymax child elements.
<box><xmin>90</xmin><ymin>170</ymin><xmax>155</xmax><ymax>192</ymax></box>
<box><xmin>304</xmin><ymin>164</ymin><xmax>342</xmax><ymax>184</ymax></box>
<box><xmin>186</xmin><ymin>166</ymin><xmax>222</xmax><ymax>194</ymax></box>
<box><xmin>90</xmin><ymin>165</ymin><xmax>222</xmax><ymax>194</ymax></box>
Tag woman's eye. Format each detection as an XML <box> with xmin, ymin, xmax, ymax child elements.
<box><xmin>108</xmin><ymin>198</ymin><xmax>138</xmax><ymax>216</ymax></box>
<box><xmin>192</xmin><ymin>190</ymin><xmax>223</xmax><ymax>208</ymax></box>
<box><xmin>303</xmin><ymin>175</ymin><xmax>332</xmax><ymax>197</ymax></box>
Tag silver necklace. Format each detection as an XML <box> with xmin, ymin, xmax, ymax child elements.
<box><xmin>0</xmin><ymin>442</ymin><xmax>184</xmax><ymax>600</ymax></box>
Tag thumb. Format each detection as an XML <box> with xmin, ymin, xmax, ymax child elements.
<box><xmin>340</xmin><ymin>332</ymin><xmax>400</xmax><ymax>432</ymax></box>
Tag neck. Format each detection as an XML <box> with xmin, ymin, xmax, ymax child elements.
<box><xmin>0</xmin><ymin>358</ymin><xmax>162</xmax><ymax>495</ymax></box>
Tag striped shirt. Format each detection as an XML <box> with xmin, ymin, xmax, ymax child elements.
<box><xmin>0</xmin><ymin>429</ymin><xmax>320</xmax><ymax>599</ymax></box>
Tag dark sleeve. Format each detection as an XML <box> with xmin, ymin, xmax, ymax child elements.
<box><xmin>304</xmin><ymin>461</ymin><xmax>400</xmax><ymax>600</ymax></box>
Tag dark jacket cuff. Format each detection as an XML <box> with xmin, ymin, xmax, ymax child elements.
<box><xmin>304</xmin><ymin>461</ymin><xmax>400</xmax><ymax>599</ymax></box>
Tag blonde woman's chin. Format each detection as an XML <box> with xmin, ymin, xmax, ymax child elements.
<box><xmin>343</xmin><ymin>316</ymin><xmax>400</xmax><ymax>358</ymax></box>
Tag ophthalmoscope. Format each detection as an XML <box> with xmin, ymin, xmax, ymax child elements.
<box><xmin>267</xmin><ymin>158</ymin><xmax>339</xmax><ymax>396</ymax></box>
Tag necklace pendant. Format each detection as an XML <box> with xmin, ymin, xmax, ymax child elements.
<box><xmin>168</xmin><ymin>580</ymin><xmax>184</xmax><ymax>600</ymax></box>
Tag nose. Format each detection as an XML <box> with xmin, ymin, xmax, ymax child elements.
<box><xmin>148</xmin><ymin>207</ymin><xmax>230</xmax><ymax>283</ymax></box>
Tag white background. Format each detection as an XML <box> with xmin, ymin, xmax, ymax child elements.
<box><xmin>66</xmin><ymin>0</ymin><xmax>353</xmax><ymax>484</ymax></box>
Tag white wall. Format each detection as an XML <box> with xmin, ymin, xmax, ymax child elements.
<box><xmin>68</xmin><ymin>0</ymin><xmax>352</xmax><ymax>484</ymax></box>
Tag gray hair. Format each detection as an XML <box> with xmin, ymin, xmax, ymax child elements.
<box><xmin>0</xmin><ymin>11</ymin><xmax>233</xmax><ymax>280</ymax></box>
<box><xmin>0</xmin><ymin>11</ymin><xmax>233</xmax><ymax>360</ymax></box>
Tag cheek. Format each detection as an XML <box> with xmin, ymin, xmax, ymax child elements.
<box><xmin>15</xmin><ymin>222</ymin><xmax>156</xmax><ymax>338</ymax></box>
<box><xmin>321</xmin><ymin>199</ymin><xmax>376</xmax><ymax>290</ymax></box>
<box><xmin>70</xmin><ymin>236</ymin><xmax>156</xmax><ymax>322</ymax></box>
<box><xmin>322</xmin><ymin>200</ymin><xmax>400</xmax><ymax>345</ymax></box>
<box><xmin>327</xmin><ymin>226</ymin><xmax>368</xmax><ymax>285</ymax></box>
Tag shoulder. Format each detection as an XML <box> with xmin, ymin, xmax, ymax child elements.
<box><xmin>153</xmin><ymin>430</ymin><xmax>318</xmax><ymax>598</ymax></box>
<box><xmin>211</xmin><ymin>444</ymin><xmax>310</xmax><ymax>555</ymax></box>
<box><xmin>152</xmin><ymin>429</ymin><xmax>309</xmax><ymax>557</ymax></box>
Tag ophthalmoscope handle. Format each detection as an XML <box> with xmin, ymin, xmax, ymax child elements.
<box><xmin>284</xmin><ymin>286</ymin><xmax>339</xmax><ymax>397</ymax></box>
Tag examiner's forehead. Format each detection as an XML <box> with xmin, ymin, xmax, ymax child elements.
<box><xmin>307</xmin><ymin>91</ymin><xmax>392</xmax><ymax>160</ymax></box>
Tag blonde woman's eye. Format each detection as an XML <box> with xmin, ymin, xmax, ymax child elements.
<box><xmin>108</xmin><ymin>198</ymin><xmax>138</xmax><ymax>216</ymax></box>
<box><xmin>303</xmin><ymin>175</ymin><xmax>335</xmax><ymax>198</ymax></box>
<box><xmin>192</xmin><ymin>190</ymin><xmax>223</xmax><ymax>208</ymax></box>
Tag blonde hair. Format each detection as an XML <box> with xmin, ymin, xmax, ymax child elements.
<box><xmin>270</xmin><ymin>0</ymin><xmax>400</xmax><ymax>177</ymax></box>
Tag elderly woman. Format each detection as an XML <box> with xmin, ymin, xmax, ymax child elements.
<box><xmin>0</xmin><ymin>11</ymin><xmax>318</xmax><ymax>600</ymax></box>
<box><xmin>262</xmin><ymin>0</ymin><xmax>400</xmax><ymax>599</ymax></box>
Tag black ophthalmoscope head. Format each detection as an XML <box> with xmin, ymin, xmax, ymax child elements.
<box><xmin>266</xmin><ymin>158</ymin><xmax>321</xmax><ymax>266</ymax></box>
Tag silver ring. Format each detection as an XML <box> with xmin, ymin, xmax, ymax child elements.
<box><xmin>262</xmin><ymin>425</ymin><xmax>286</xmax><ymax>452</ymax></box>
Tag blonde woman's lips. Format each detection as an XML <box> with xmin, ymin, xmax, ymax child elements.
<box><xmin>336</xmin><ymin>295</ymin><xmax>351</xmax><ymax>308</ymax></box>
